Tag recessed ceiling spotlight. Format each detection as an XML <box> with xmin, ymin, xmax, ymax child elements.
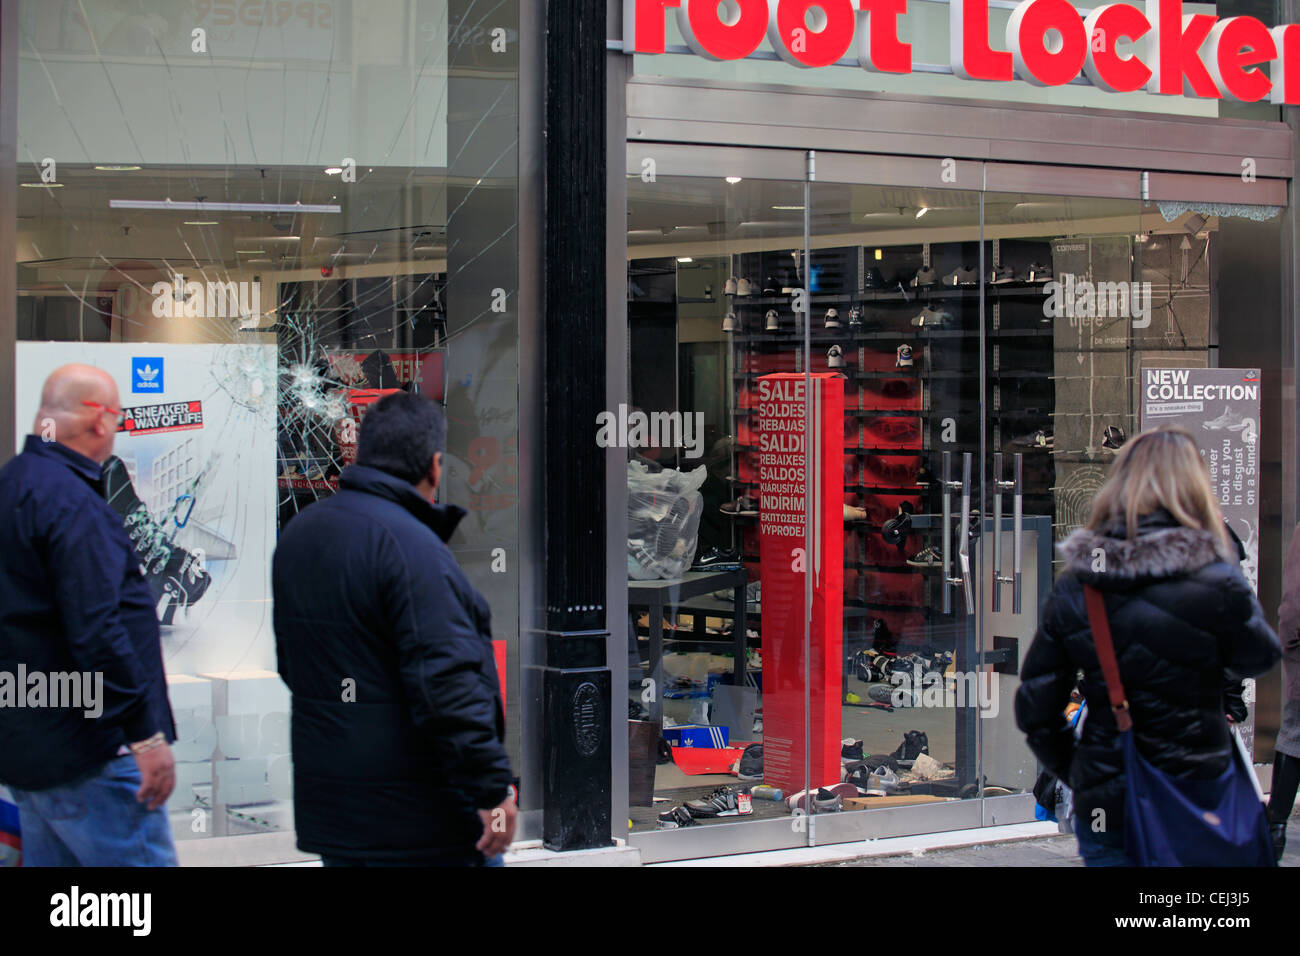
<box><xmin>725</xmin><ymin>176</ymin><xmax>742</xmax><ymax>184</ymax></box>
<box><xmin>324</xmin><ymin>167</ymin><xmax>343</xmax><ymax>175</ymax></box>
<box><xmin>94</xmin><ymin>165</ymin><xmax>142</xmax><ymax>171</ymax></box>
<box><xmin>21</xmin><ymin>182</ymin><xmax>63</xmax><ymax>188</ymax></box>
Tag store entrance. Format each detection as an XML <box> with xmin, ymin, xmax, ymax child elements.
<box><xmin>620</xmin><ymin>146</ymin><xmax>1186</xmax><ymax>861</ymax></box>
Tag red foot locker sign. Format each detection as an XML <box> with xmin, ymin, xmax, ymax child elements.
<box><xmin>757</xmin><ymin>373</ymin><xmax>844</xmax><ymax>794</ymax></box>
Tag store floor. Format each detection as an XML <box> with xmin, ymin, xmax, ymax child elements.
<box><xmin>633</xmin><ymin>686</ymin><xmax>1005</xmax><ymax>832</ymax></box>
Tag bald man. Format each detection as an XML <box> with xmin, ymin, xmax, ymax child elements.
<box><xmin>0</xmin><ymin>364</ymin><xmax>177</xmax><ymax>866</ymax></box>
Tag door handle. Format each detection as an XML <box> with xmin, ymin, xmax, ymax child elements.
<box><xmin>941</xmin><ymin>451</ymin><xmax>953</xmax><ymax>615</ymax></box>
<box><xmin>992</xmin><ymin>452</ymin><xmax>1023</xmax><ymax>614</ymax></box>
<box><xmin>956</xmin><ymin>452</ymin><xmax>975</xmax><ymax>615</ymax></box>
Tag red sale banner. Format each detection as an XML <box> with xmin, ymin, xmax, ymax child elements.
<box><xmin>758</xmin><ymin>373</ymin><xmax>844</xmax><ymax>795</ymax></box>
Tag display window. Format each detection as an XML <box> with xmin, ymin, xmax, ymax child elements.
<box><xmin>623</xmin><ymin>147</ymin><xmax>1288</xmax><ymax>859</ymax></box>
<box><xmin>8</xmin><ymin>0</ymin><xmax>522</xmax><ymax>864</ymax></box>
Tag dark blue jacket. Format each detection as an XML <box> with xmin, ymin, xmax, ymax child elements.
<box><xmin>0</xmin><ymin>436</ymin><xmax>175</xmax><ymax>790</ymax></box>
<box><xmin>272</xmin><ymin>465</ymin><xmax>512</xmax><ymax>861</ymax></box>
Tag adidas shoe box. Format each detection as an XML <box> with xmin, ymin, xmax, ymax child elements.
<box><xmin>662</xmin><ymin>724</ymin><xmax>730</xmax><ymax>748</ymax></box>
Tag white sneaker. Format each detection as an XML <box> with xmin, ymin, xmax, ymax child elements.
<box><xmin>737</xmin><ymin>277</ymin><xmax>753</xmax><ymax>296</ymax></box>
<box><xmin>765</xmin><ymin>309</ymin><xmax>779</xmax><ymax>331</ymax></box>
<box><xmin>724</xmin><ymin>276</ymin><xmax>738</xmax><ymax>295</ymax></box>
<box><xmin>827</xmin><ymin>344</ymin><xmax>845</xmax><ymax>368</ymax></box>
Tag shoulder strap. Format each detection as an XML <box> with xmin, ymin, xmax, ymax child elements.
<box><xmin>1082</xmin><ymin>585</ymin><xmax>1134</xmax><ymax>732</ymax></box>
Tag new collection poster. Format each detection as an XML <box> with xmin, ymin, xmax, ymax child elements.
<box><xmin>15</xmin><ymin>343</ymin><xmax>278</xmax><ymax>678</ymax></box>
<box><xmin>1140</xmin><ymin>366</ymin><xmax>1262</xmax><ymax>754</ymax></box>
<box><xmin>1139</xmin><ymin>367</ymin><xmax>1261</xmax><ymax>591</ymax></box>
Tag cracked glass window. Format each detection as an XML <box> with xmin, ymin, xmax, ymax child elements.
<box><xmin>14</xmin><ymin>0</ymin><xmax>521</xmax><ymax>850</ymax></box>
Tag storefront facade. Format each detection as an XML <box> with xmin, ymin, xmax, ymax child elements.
<box><xmin>606</xmin><ymin>0</ymin><xmax>1299</xmax><ymax>862</ymax></box>
<box><xmin>0</xmin><ymin>0</ymin><xmax>1296</xmax><ymax>866</ymax></box>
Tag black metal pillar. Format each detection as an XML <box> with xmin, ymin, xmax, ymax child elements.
<box><xmin>541</xmin><ymin>0</ymin><xmax>612</xmax><ymax>851</ymax></box>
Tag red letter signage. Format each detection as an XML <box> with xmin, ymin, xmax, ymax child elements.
<box><xmin>1007</xmin><ymin>0</ymin><xmax>1088</xmax><ymax>86</ymax></box>
<box><xmin>1145</xmin><ymin>0</ymin><xmax>1220</xmax><ymax>98</ymax></box>
<box><xmin>1083</xmin><ymin>4</ymin><xmax>1152</xmax><ymax>92</ymax></box>
<box><xmin>678</xmin><ymin>0</ymin><xmax>768</xmax><ymax>60</ymax></box>
<box><xmin>856</xmin><ymin>0</ymin><xmax>912</xmax><ymax>73</ymax></box>
<box><xmin>951</xmin><ymin>0</ymin><xmax>1013</xmax><ymax>81</ymax></box>
<box><xmin>769</xmin><ymin>0</ymin><xmax>856</xmax><ymax>68</ymax></box>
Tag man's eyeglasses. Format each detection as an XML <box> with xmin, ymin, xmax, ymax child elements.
<box><xmin>82</xmin><ymin>400</ymin><xmax>125</xmax><ymax>428</ymax></box>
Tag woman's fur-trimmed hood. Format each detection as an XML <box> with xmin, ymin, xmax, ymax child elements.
<box><xmin>1059</xmin><ymin>512</ymin><xmax>1237</xmax><ymax>583</ymax></box>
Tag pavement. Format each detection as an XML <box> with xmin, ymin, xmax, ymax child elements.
<box><xmin>822</xmin><ymin>814</ymin><xmax>1300</xmax><ymax>866</ymax></box>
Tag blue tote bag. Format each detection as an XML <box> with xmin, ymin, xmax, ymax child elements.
<box><xmin>1083</xmin><ymin>586</ymin><xmax>1274</xmax><ymax>867</ymax></box>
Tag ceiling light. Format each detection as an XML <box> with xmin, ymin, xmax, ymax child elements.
<box><xmin>246</xmin><ymin>258</ymin><xmax>272</xmax><ymax>263</ymax></box>
<box><xmin>324</xmin><ymin>167</ymin><xmax>343</xmax><ymax>175</ymax></box>
<box><xmin>183</xmin><ymin>220</ymin><xmax>219</xmax><ymax>226</ymax></box>
<box><xmin>109</xmin><ymin>199</ymin><xmax>341</xmax><ymax>214</ymax></box>
<box><xmin>677</xmin><ymin>257</ymin><xmax>694</xmax><ymax>263</ymax></box>
<box><xmin>725</xmin><ymin>176</ymin><xmax>742</xmax><ymax>184</ymax></box>
<box><xmin>94</xmin><ymin>165</ymin><xmax>141</xmax><ymax>171</ymax></box>
<box><xmin>772</xmin><ymin>204</ymin><xmax>805</xmax><ymax>211</ymax></box>
<box><xmin>21</xmin><ymin>182</ymin><xmax>63</xmax><ymax>188</ymax></box>
<box><xmin>874</xmin><ymin>248</ymin><xmax>883</xmax><ymax>260</ymax></box>
<box><xmin>915</xmin><ymin>207</ymin><xmax>929</xmax><ymax>219</ymax></box>
<box><xmin>236</xmin><ymin>249</ymin><xmax>267</xmax><ymax>254</ymax></box>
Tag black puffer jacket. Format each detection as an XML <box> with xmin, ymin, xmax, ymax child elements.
<box><xmin>273</xmin><ymin>465</ymin><xmax>513</xmax><ymax>861</ymax></box>
<box><xmin>1015</xmin><ymin>510</ymin><xmax>1280</xmax><ymax>835</ymax></box>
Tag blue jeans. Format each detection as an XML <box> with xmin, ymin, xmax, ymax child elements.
<box><xmin>10</xmin><ymin>755</ymin><xmax>177</xmax><ymax>867</ymax></box>
<box><xmin>1074</xmin><ymin>817</ymin><xmax>1132</xmax><ymax>867</ymax></box>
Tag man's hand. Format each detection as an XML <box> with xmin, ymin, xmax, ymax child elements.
<box><xmin>476</xmin><ymin>794</ymin><xmax>517</xmax><ymax>858</ymax></box>
<box><xmin>133</xmin><ymin>742</ymin><xmax>175</xmax><ymax>811</ymax></box>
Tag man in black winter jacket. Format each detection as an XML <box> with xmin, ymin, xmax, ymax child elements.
<box><xmin>273</xmin><ymin>393</ymin><xmax>516</xmax><ymax>866</ymax></box>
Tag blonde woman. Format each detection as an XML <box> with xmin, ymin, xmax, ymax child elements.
<box><xmin>1015</xmin><ymin>426</ymin><xmax>1280</xmax><ymax>866</ymax></box>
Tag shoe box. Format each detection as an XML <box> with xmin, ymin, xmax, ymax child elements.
<box><xmin>662</xmin><ymin>724</ymin><xmax>731</xmax><ymax>749</ymax></box>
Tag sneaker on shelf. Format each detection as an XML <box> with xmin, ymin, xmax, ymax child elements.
<box><xmin>896</xmin><ymin>343</ymin><xmax>914</xmax><ymax>368</ymax></box>
<box><xmin>910</xmin><ymin>266</ymin><xmax>938</xmax><ymax>288</ymax></box>
<box><xmin>721</xmin><ymin>496</ymin><xmax>759</xmax><ymax>516</ymax></box>
<box><xmin>746</xmin><ymin>649</ymin><xmax>762</xmax><ymax>670</ymax></box>
<box><xmin>1012</xmin><ymin>429</ymin><xmax>1054</xmax><ymax>451</ymax></box>
<box><xmin>1102</xmin><ymin>424</ymin><xmax>1127</xmax><ymax>449</ymax></box>
<box><xmin>1027</xmin><ymin>262</ymin><xmax>1053</xmax><ymax>282</ymax></box>
<box><xmin>686</xmin><ymin>786</ymin><xmax>741</xmax><ymax>818</ymax></box>
<box><xmin>906</xmin><ymin>545</ymin><xmax>942</xmax><ymax>569</ymax></box>
<box><xmin>736</xmin><ymin>277</ymin><xmax>753</xmax><ymax>296</ymax></box>
<box><xmin>722</xmin><ymin>311</ymin><xmax>738</xmax><ymax>333</ymax></box>
<box><xmin>765</xmin><ymin>309</ymin><xmax>779</xmax><ymax>331</ymax></box>
<box><xmin>736</xmin><ymin>744</ymin><xmax>764</xmax><ymax>780</ymax></box>
<box><xmin>692</xmin><ymin>547</ymin><xmax>743</xmax><ymax>571</ymax></box>
<box><xmin>881</xmin><ymin>378</ymin><xmax>912</xmax><ymax>399</ymax></box>
<box><xmin>657</xmin><ymin>806</ymin><xmax>697</xmax><ymax>829</ymax></box>
<box><xmin>848</xmin><ymin>306</ymin><xmax>864</xmax><ymax>327</ymax></box>
<box><xmin>911</xmin><ymin>306</ymin><xmax>952</xmax><ymax>327</ymax></box>
<box><xmin>827</xmin><ymin>344</ymin><xmax>845</xmax><ymax>369</ymax></box>
<box><xmin>881</xmin><ymin>508</ymin><xmax>912</xmax><ymax>545</ymax></box>
<box><xmin>943</xmin><ymin>266</ymin><xmax>979</xmax><ymax>286</ymax></box>
<box><xmin>891</xmin><ymin>730</ymin><xmax>930</xmax><ymax>762</ymax></box>
<box><xmin>990</xmin><ymin>264</ymin><xmax>1016</xmax><ymax>284</ymax></box>
<box><xmin>825</xmin><ymin>307</ymin><xmax>841</xmax><ymax>329</ymax></box>
<box><xmin>724</xmin><ymin>276</ymin><xmax>739</xmax><ymax>295</ymax></box>
<box><xmin>841</xmin><ymin>738</ymin><xmax>864</xmax><ymax>762</ymax></box>
<box><xmin>843</xmin><ymin>503</ymin><xmax>868</xmax><ymax>522</ymax></box>
<box><xmin>763</xmin><ymin>275</ymin><xmax>780</xmax><ymax>294</ymax></box>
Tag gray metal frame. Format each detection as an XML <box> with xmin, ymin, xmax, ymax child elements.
<box><xmin>0</xmin><ymin>0</ymin><xmax>15</xmax><ymax>467</ymax></box>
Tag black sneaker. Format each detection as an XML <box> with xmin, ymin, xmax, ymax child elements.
<box><xmin>737</xmin><ymin>744</ymin><xmax>763</xmax><ymax>780</ymax></box>
<box><xmin>103</xmin><ymin>454</ymin><xmax>213</xmax><ymax>625</ymax></box>
<box><xmin>685</xmin><ymin>786</ymin><xmax>740</xmax><ymax>818</ymax></box>
<box><xmin>881</xmin><ymin>509</ymin><xmax>912</xmax><ymax>546</ymax></box>
<box><xmin>892</xmin><ymin>730</ymin><xmax>930</xmax><ymax>762</ymax></box>
<box><xmin>871</xmin><ymin>618</ymin><xmax>899</xmax><ymax>654</ymax></box>
<box><xmin>657</xmin><ymin>806</ymin><xmax>696</xmax><ymax>829</ymax></box>
<box><xmin>693</xmin><ymin>547</ymin><xmax>743</xmax><ymax>571</ymax></box>
<box><xmin>657</xmin><ymin>736</ymin><xmax>674</xmax><ymax>765</ymax></box>
<box><xmin>841</xmin><ymin>739</ymin><xmax>864</xmax><ymax>762</ymax></box>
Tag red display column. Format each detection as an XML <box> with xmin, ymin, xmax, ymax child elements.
<box><xmin>758</xmin><ymin>373</ymin><xmax>844</xmax><ymax>794</ymax></box>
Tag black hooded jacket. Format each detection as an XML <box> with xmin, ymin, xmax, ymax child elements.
<box><xmin>1015</xmin><ymin>510</ymin><xmax>1280</xmax><ymax>834</ymax></box>
<box><xmin>272</xmin><ymin>465</ymin><xmax>513</xmax><ymax>861</ymax></box>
